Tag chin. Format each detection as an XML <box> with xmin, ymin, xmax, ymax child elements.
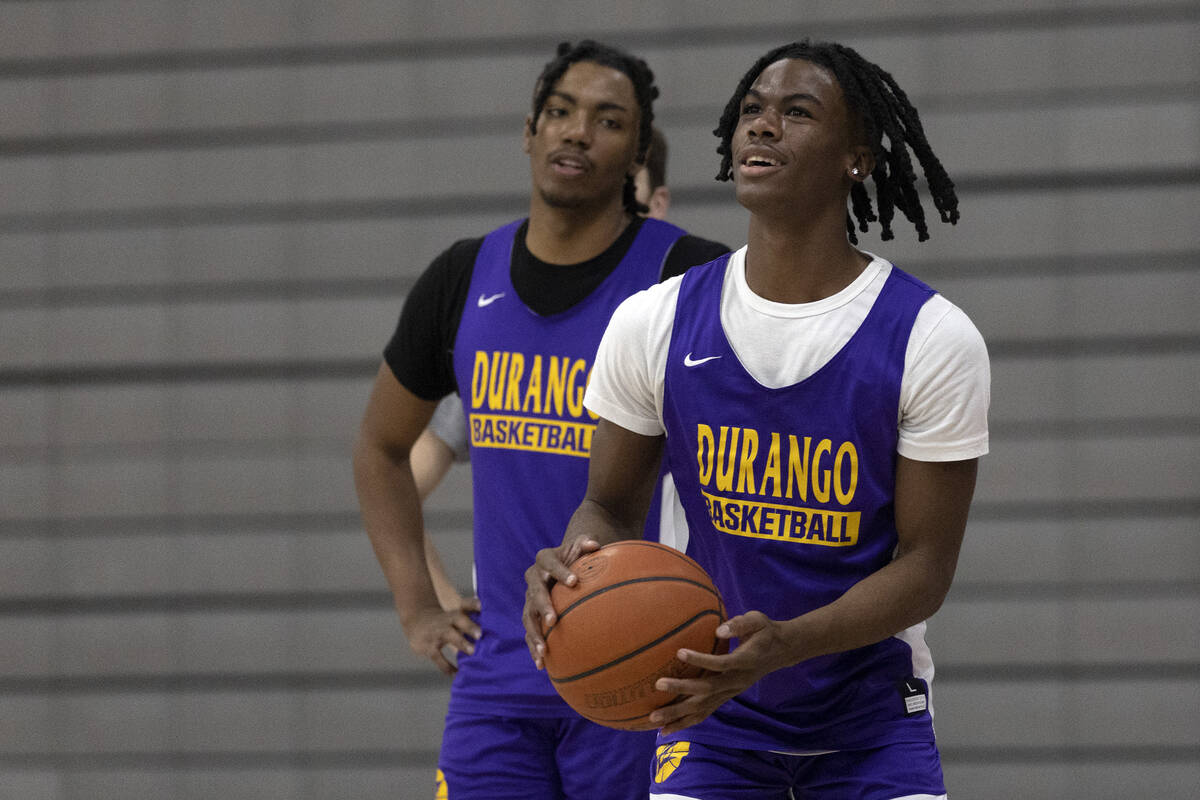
<box><xmin>539</xmin><ymin>187</ymin><xmax>604</xmax><ymax>211</ymax></box>
<box><xmin>541</xmin><ymin>195</ymin><xmax>588</xmax><ymax>210</ymax></box>
<box><xmin>734</xmin><ymin>183</ymin><xmax>778</xmax><ymax>214</ymax></box>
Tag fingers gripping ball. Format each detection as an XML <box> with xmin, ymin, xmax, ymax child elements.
<box><xmin>541</xmin><ymin>540</ymin><xmax>726</xmax><ymax>730</ymax></box>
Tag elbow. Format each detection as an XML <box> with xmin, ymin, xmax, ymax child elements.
<box><xmin>896</xmin><ymin>546</ymin><xmax>960</xmax><ymax>622</ymax></box>
<box><xmin>352</xmin><ymin>430</ymin><xmax>377</xmax><ymax>474</ymax></box>
<box><xmin>352</xmin><ymin>431</ymin><xmax>407</xmax><ymax>489</ymax></box>
<box><xmin>920</xmin><ymin>556</ymin><xmax>960</xmax><ymax>619</ymax></box>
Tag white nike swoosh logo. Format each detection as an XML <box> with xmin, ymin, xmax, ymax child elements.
<box><xmin>683</xmin><ymin>352</ymin><xmax>722</xmax><ymax>367</ymax></box>
<box><xmin>477</xmin><ymin>292</ymin><xmax>505</xmax><ymax>307</ymax></box>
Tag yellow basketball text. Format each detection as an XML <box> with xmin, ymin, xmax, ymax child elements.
<box><xmin>694</xmin><ymin>424</ymin><xmax>861</xmax><ymax>546</ymax></box>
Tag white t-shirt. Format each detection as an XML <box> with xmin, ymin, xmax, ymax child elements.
<box><xmin>586</xmin><ymin>246</ymin><xmax>990</xmax><ymax>463</ymax></box>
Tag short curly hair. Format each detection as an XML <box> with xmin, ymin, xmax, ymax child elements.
<box><xmin>529</xmin><ymin>40</ymin><xmax>660</xmax><ymax>216</ymax></box>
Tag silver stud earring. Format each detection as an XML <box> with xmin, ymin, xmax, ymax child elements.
<box><xmin>851</xmin><ymin>168</ymin><xmax>861</xmax><ymax>176</ymax></box>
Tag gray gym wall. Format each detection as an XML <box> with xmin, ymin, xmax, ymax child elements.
<box><xmin>1</xmin><ymin>1</ymin><xmax>1197</xmax><ymax>798</ymax></box>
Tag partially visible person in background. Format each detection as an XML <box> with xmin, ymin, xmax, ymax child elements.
<box><xmin>636</xmin><ymin>126</ymin><xmax>672</xmax><ymax>220</ymax></box>
<box><xmin>413</xmin><ymin>124</ymin><xmax>681</xmax><ymax>612</ymax></box>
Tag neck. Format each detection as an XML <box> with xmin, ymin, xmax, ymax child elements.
<box><xmin>525</xmin><ymin>195</ymin><xmax>631</xmax><ymax>265</ymax></box>
<box><xmin>742</xmin><ymin>202</ymin><xmax>869</xmax><ymax>304</ymax></box>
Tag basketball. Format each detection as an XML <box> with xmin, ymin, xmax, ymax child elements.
<box><xmin>541</xmin><ymin>540</ymin><xmax>726</xmax><ymax>730</ymax></box>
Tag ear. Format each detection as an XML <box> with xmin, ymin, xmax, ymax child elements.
<box><xmin>847</xmin><ymin>145</ymin><xmax>874</xmax><ymax>182</ymax></box>
<box><xmin>647</xmin><ymin>186</ymin><xmax>671</xmax><ymax>220</ymax></box>
<box><xmin>522</xmin><ymin>114</ymin><xmax>534</xmax><ymax>154</ymax></box>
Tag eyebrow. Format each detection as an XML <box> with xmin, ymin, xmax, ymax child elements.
<box><xmin>744</xmin><ymin>88</ymin><xmax>824</xmax><ymax>107</ymax></box>
<box><xmin>548</xmin><ymin>89</ymin><xmax>631</xmax><ymax>114</ymax></box>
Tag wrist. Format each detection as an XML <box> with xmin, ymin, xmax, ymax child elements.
<box><xmin>778</xmin><ymin>612</ymin><xmax>831</xmax><ymax>666</ymax></box>
<box><xmin>396</xmin><ymin>596</ymin><xmax>442</xmax><ymax>630</ymax></box>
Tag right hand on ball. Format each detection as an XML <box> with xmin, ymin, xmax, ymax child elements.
<box><xmin>650</xmin><ymin>610</ymin><xmax>793</xmax><ymax>733</ymax></box>
<box><xmin>402</xmin><ymin>603</ymin><xmax>482</xmax><ymax>677</ymax></box>
<box><xmin>522</xmin><ymin>535</ymin><xmax>602</xmax><ymax>670</ymax></box>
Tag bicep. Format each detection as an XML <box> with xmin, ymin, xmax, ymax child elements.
<box><xmin>357</xmin><ymin>363</ymin><xmax>439</xmax><ymax>461</ymax></box>
<box><xmin>892</xmin><ymin>455</ymin><xmax>978</xmax><ymax>591</ymax></box>
<box><xmin>584</xmin><ymin>285</ymin><xmax>675</xmax><ymax>436</ymax></box>
<box><xmin>383</xmin><ymin>243</ymin><xmax>474</xmax><ymax>401</ymax></box>
<box><xmin>584</xmin><ymin>418</ymin><xmax>665</xmax><ymax>532</ymax></box>
<box><xmin>899</xmin><ymin>302</ymin><xmax>990</xmax><ymax>462</ymax></box>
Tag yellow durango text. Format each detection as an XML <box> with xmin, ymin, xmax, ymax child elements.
<box><xmin>696</xmin><ymin>424</ymin><xmax>859</xmax><ymax>506</ymax></box>
<box><xmin>470</xmin><ymin>350</ymin><xmax>597</xmax><ymax>421</ymax></box>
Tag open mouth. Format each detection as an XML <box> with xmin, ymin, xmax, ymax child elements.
<box><xmin>551</xmin><ymin>153</ymin><xmax>590</xmax><ymax>176</ymax></box>
<box><xmin>738</xmin><ymin>151</ymin><xmax>785</xmax><ymax>177</ymax></box>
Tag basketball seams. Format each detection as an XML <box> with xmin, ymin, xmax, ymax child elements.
<box><xmin>602</xmin><ymin>539</ymin><xmax>710</xmax><ymax>577</ymax></box>
<box><xmin>548</xmin><ymin>609</ymin><xmax>723</xmax><ymax>683</ymax></box>
<box><xmin>542</xmin><ymin>539</ymin><xmax>727</xmax><ymax>730</ymax></box>
<box><xmin>545</xmin><ymin>575</ymin><xmax>719</xmax><ymax>638</ymax></box>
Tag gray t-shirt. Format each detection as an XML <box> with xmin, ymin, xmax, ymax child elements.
<box><xmin>429</xmin><ymin>394</ymin><xmax>470</xmax><ymax>462</ymax></box>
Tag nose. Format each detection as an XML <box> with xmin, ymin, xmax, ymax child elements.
<box><xmin>562</xmin><ymin>112</ymin><xmax>592</xmax><ymax>147</ymax></box>
<box><xmin>747</xmin><ymin>108</ymin><xmax>780</xmax><ymax>139</ymax></box>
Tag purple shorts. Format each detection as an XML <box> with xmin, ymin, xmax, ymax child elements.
<box><xmin>438</xmin><ymin>710</ymin><xmax>657</xmax><ymax>799</ymax></box>
<box><xmin>649</xmin><ymin>738</ymin><xmax>946</xmax><ymax>800</ymax></box>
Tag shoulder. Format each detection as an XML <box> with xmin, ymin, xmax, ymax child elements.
<box><xmin>661</xmin><ymin>234</ymin><xmax>731</xmax><ymax>280</ymax></box>
<box><xmin>617</xmin><ymin>272</ymin><xmax>686</xmax><ymax>320</ymax></box>
<box><xmin>384</xmin><ymin>234</ymin><xmax>488</xmax><ymax>401</ymax></box>
<box><xmin>912</xmin><ymin>293</ymin><xmax>988</xmax><ymax>363</ymax></box>
<box><xmin>422</xmin><ymin>236</ymin><xmax>485</xmax><ymax>284</ymax></box>
<box><xmin>602</xmin><ymin>273</ymin><xmax>685</xmax><ymax>352</ymax></box>
<box><xmin>407</xmin><ymin>234</ymin><xmax>490</xmax><ymax>313</ymax></box>
<box><xmin>899</xmin><ymin>292</ymin><xmax>991</xmax><ymax>460</ymax></box>
<box><xmin>445</xmin><ymin>235</ymin><xmax>486</xmax><ymax>263</ymax></box>
<box><xmin>404</xmin><ymin>236</ymin><xmax>486</xmax><ymax>308</ymax></box>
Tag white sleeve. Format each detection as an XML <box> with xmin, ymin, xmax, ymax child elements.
<box><xmin>584</xmin><ymin>279</ymin><xmax>680</xmax><ymax>437</ymax></box>
<box><xmin>898</xmin><ymin>296</ymin><xmax>991</xmax><ymax>462</ymax></box>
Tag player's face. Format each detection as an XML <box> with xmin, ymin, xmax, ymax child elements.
<box><xmin>730</xmin><ymin>58</ymin><xmax>865</xmax><ymax>215</ymax></box>
<box><xmin>524</xmin><ymin>61</ymin><xmax>641</xmax><ymax>211</ymax></box>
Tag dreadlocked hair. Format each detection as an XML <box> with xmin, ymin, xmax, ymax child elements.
<box><xmin>530</xmin><ymin>40</ymin><xmax>659</xmax><ymax>216</ymax></box>
<box><xmin>713</xmin><ymin>40</ymin><xmax>959</xmax><ymax>243</ymax></box>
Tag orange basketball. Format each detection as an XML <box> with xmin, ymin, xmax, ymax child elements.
<box><xmin>541</xmin><ymin>540</ymin><xmax>726</xmax><ymax>730</ymax></box>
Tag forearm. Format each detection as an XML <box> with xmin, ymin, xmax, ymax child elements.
<box><xmin>353</xmin><ymin>437</ymin><xmax>442</xmax><ymax>626</ymax></box>
<box><xmin>561</xmin><ymin>417</ymin><xmax>664</xmax><ymax>548</ymax></box>
<box><xmin>780</xmin><ymin>544</ymin><xmax>956</xmax><ymax>665</ymax></box>
<box><xmin>562</xmin><ymin>497</ymin><xmax>644</xmax><ymax>548</ymax></box>
<box><xmin>424</xmin><ymin>531</ymin><xmax>464</xmax><ymax>610</ymax></box>
<box><xmin>781</xmin><ymin>456</ymin><xmax>974</xmax><ymax>664</ymax></box>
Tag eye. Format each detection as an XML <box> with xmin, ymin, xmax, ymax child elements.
<box><xmin>600</xmin><ymin>117</ymin><xmax>623</xmax><ymax>130</ymax></box>
<box><xmin>544</xmin><ymin>106</ymin><xmax>567</xmax><ymax>118</ymax></box>
<box><xmin>740</xmin><ymin>102</ymin><xmax>761</xmax><ymax>115</ymax></box>
<box><xmin>786</xmin><ymin>106</ymin><xmax>812</xmax><ymax>118</ymax></box>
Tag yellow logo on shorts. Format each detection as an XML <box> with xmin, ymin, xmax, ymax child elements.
<box><xmin>654</xmin><ymin>741</ymin><xmax>691</xmax><ymax>783</ymax></box>
<box><xmin>435</xmin><ymin>768</ymin><xmax>448</xmax><ymax>799</ymax></box>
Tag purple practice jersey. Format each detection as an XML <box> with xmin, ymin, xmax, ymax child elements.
<box><xmin>449</xmin><ymin>217</ymin><xmax>686</xmax><ymax>717</ymax></box>
<box><xmin>659</xmin><ymin>255</ymin><xmax>941</xmax><ymax>752</ymax></box>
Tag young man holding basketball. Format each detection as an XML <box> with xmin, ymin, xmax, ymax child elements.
<box><xmin>353</xmin><ymin>41</ymin><xmax>726</xmax><ymax>799</ymax></box>
<box><xmin>524</xmin><ymin>40</ymin><xmax>989</xmax><ymax>799</ymax></box>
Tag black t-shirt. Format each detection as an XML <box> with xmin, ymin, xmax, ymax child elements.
<box><xmin>384</xmin><ymin>217</ymin><xmax>729</xmax><ymax>400</ymax></box>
